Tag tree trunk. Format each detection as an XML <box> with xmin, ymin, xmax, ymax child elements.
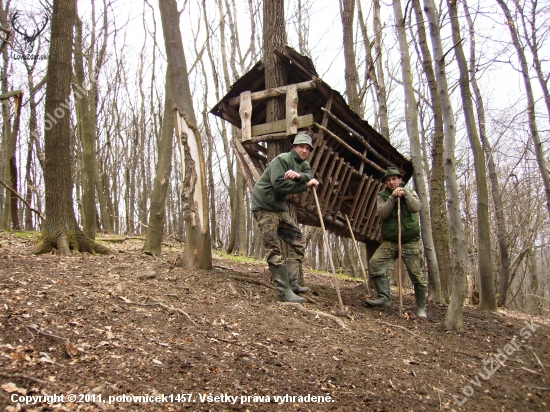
<box><xmin>423</xmin><ymin>0</ymin><xmax>469</xmax><ymax>330</ymax></box>
<box><xmin>340</xmin><ymin>0</ymin><xmax>361</xmax><ymax>114</ymax></box>
<box><xmin>393</xmin><ymin>0</ymin><xmax>442</xmax><ymax>303</ymax></box>
<box><xmin>463</xmin><ymin>0</ymin><xmax>510</xmax><ymax>307</ymax></box>
<box><xmin>412</xmin><ymin>0</ymin><xmax>450</xmax><ymax>303</ymax></box>
<box><xmin>373</xmin><ymin>0</ymin><xmax>389</xmax><ymax>140</ymax></box>
<box><xmin>263</xmin><ymin>0</ymin><xmax>289</xmax><ymax>160</ymax></box>
<box><xmin>142</xmin><ymin>65</ymin><xmax>174</xmax><ymax>256</ymax></box>
<box><xmin>74</xmin><ymin>13</ymin><xmax>96</xmax><ymax>239</ymax></box>
<box><xmin>159</xmin><ymin>0</ymin><xmax>211</xmax><ymax>269</ymax></box>
<box><xmin>33</xmin><ymin>0</ymin><xmax>109</xmax><ymax>255</ymax></box>
<box><xmin>447</xmin><ymin>0</ymin><xmax>496</xmax><ymax>312</ymax></box>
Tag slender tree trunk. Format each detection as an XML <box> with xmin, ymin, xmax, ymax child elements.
<box><xmin>340</xmin><ymin>0</ymin><xmax>361</xmax><ymax>114</ymax></box>
<box><xmin>393</xmin><ymin>0</ymin><xmax>442</xmax><ymax>303</ymax></box>
<box><xmin>412</xmin><ymin>0</ymin><xmax>450</xmax><ymax>303</ymax></box>
<box><xmin>373</xmin><ymin>0</ymin><xmax>389</xmax><ymax>140</ymax></box>
<box><xmin>463</xmin><ymin>0</ymin><xmax>510</xmax><ymax>307</ymax></box>
<box><xmin>142</xmin><ymin>65</ymin><xmax>174</xmax><ymax>256</ymax></box>
<box><xmin>423</xmin><ymin>0</ymin><xmax>469</xmax><ymax>330</ymax></box>
<box><xmin>447</xmin><ymin>0</ymin><xmax>496</xmax><ymax>312</ymax></box>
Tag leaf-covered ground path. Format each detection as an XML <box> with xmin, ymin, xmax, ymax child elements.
<box><xmin>1</xmin><ymin>231</ymin><xmax>549</xmax><ymax>411</ymax></box>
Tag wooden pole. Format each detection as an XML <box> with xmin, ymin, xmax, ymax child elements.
<box><xmin>345</xmin><ymin>214</ymin><xmax>369</xmax><ymax>294</ymax></box>
<box><xmin>313</xmin><ymin>188</ymin><xmax>345</xmax><ymax>312</ymax></box>
<box><xmin>397</xmin><ymin>196</ymin><xmax>403</xmax><ymax>316</ymax></box>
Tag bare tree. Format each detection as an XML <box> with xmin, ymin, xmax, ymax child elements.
<box><xmin>159</xmin><ymin>0</ymin><xmax>211</xmax><ymax>269</ymax></box>
<box><xmin>446</xmin><ymin>0</ymin><xmax>496</xmax><ymax>312</ymax></box>
<box><xmin>497</xmin><ymin>0</ymin><xmax>550</xmax><ymax>220</ymax></box>
<box><xmin>33</xmin><ymin>0</ymin><xmax>109</xmax><ymax>255</ymax></box>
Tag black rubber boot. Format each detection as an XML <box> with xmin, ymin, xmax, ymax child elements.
<box><xmin>270</xmin><ymin>265</ymin><xmax>305</xmax><ymax>303</ymax></box>
<box><xmin>287</xmin><ymin>260</ymin><xmax>310</xmax><ymax>294</ymax></box>
<box><xmin>414</xmin><ymin>285</ymin><xmax>427</xmax><ymax>318</ymax></box>
<box><xmin>364</xmin><ymin>276</ymin><xmax>391</xmax><ymax>307</ymax></box>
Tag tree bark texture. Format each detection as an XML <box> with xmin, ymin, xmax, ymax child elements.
<box><xmin>447</xmin><ymin>0</ymin><xmax>496</xmax><ymax>312</ymax></box>
<box><xmin>142</xmin><ymin>65</ymin><xmax>174</xmax><ymax>256</ymax></box>
<box><xmin>393</xmin><ymin>0</ymin><xmax>442</xmax><ymax>303</ymax></box>
<box><xmin>263</xmin><ymin>0</ymin><xmax>289</xmax><ymax>161</ymax></box>
<box><xmin>33</xmin><ymin>0</ymin><xmax>109</xmax><ymax>255</ymax></box>
<box><xmin>423</xmin><ymin>0</ymin><xmax>468</xmax><ymax>330</ymax></box>
<box><xmin>340</xmin><ymin>0</ymin><xmax>361</xmax><ymax>114</ymax></box>
<box><xmin>412</xmin><ymin>0</ymin><xmax>450</xmax><ymax>303</ymax></box>
<box><xmin>463</xmin><ymin>0</ymin><xmax>510</xmax><ymax>307</ymax></box>
<box><xmin>159</xmin><ymin>0</ymin><xmax>211</xmax><ymax>269</ymax></box>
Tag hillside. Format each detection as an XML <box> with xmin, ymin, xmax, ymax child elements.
<box><xmin>0</xmin><ymin>231</ymin><xmax>548</xmax><ymax>411</ymax></box>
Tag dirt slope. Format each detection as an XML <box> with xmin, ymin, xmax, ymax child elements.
<box><xmin>1</xmin><ymin>232</ymin><xmax>549</xmax><ymax>411</ymax></box>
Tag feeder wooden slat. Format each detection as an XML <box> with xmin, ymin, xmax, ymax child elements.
<box><xmin>286</xmin><ymin>84</ymin><xmax>298</xmax><ymax>135</ymax></box>
<box><xmin>319</xmin><ymin>153</ymin><xmax>339</xmax><ymax>203</ymax></box>
<box><xmin>357</xmin><ymin>178</ymin><xmax>379</xmax><ymax>232</ymax></box>
<box><xmin>323</xmin><ymin>157</ymin><xmax>344</xmax><ymax>213</ymax></box>
<box><xmin>330</xmin><ymin>162</ymin><xmax>352</xmax><ymax>216</ymax></box>
<box><xmin>239</xmin><ymin>91</ymin><xmax>252</xmax><ymax>141</ymax></box>
<box><xmin>348</xmin><ymin>174</ymin><xmax>367</xmax><ymax>220</ymax></box>
<box><xmin>352</xmin><ymin>175</ymin><xmax>372</xmax><ymax>230</ymax></box>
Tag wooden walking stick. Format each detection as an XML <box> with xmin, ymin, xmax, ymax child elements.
<box><xmin>344</xmin><ymin>214</ymin><xmax>370</xmax><ymax>294</ymax></box>
<box><xmin>397</xmin><ymin>196</ymin><xmax>403</xmax><ymax>316</ymax></box>
<box><xmin>312</xmin><ymin>188</ymin><xmax>348</xmax><ymax>316</ymax></box>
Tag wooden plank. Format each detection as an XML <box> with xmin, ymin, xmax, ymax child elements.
<box><xmin>323</xmin><ymin>157</ymin><xmax>344</xmax><ymax>213</ymax></box>
<box><xmin>354</xmin><ymin>176</ymin><xmax>375</xmax><ymax>231</ymax></box>
<box><xmin>231</xmin><ymin>140</ymin><xmax>256</xmax><ymax>192</ymax></box>
<box><xmin>319</xmin><ymin>153</ymin><xmax>338</xmax><ymax>203</ymax></box>
<box><xmin>227</xmin><ymin>79</ymin><xmax>317</xmax><ymax>106</ymax></box>
<box><xmin>300</xmin><ymin>139</ymin><xmax>326</xmax><ymax>206</ymax></box>
<box><xmin>286</xmin><ymin>84</ymin><xmax>298</xmax><ymax>135</ymax></box>
<box><xmin>314</xmin><ymin>122</ymin><xmax>385</xmax><ymax>173</ymax></box>
<box><xmin>251</xmin><ymin>114</ymin><xmax>313</xmax><ymax>136</ymax></box>
<box><xmin>352</xmin><ymin>176</ymin><xmax>373</xmax><ymax>230</ymax></box>
<box><xmin>348</xmin><ymin>174</ymin><xmax>367</xmax><ymax>220</ymax></box>
<box><xmin>357</xmin><ymin>177</ymin><xmax>379</xmax><ymax>232</ymax></box>
<box><xmin>321</xmin><ymin>107</ymin><xmax>401</xmax><ymax>172</ymax></box>
<box><xmin>239</xmin><ymin>91</ymin><xmax>252</xmax><ymax>141</ymax></box>
<box><xmin>316</xmin><ymin>146</ymin><xmax>333</xmax><ymax>186</ymax></box>
<box><xmin>330</xmin><ymin>162</ymin><xmax>352</xmax><ymax>216</ymax></box>
<box><xmin>232</xmin><ymin>138</ymin><xmax>261</xmax><ymax>181</ymax></box>
<box><xmin>362</xmin><ymin>182</ymin><xmax>384</xmax><ymax>236</ymax></box>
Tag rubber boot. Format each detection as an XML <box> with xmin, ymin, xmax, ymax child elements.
<box><xmin>414</xmin><ymin>285</ymin><xmax>427</xmax><ymax>318</ymax></box>
<box><xmin>364</xmin><ymin>276</ymin><xmax>391</xmax><ymax>307</ymax></box>
<box><xmin>270</xmin><ymin>265</ymin><xmax>305</xmax><ymax>303</ymax></box>
<box><xmin>287</xmin><ymin>260</ymin><xmax>310</xmax><ymax>294</ymax></box>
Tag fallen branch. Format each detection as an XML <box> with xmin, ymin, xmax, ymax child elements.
<box><xmin>254</xmin><ymin>342</ymin><xmax>283</xmax><ymax>355</ymax></box>
<box><xmin>0</xmin><ymin>177</ymin><xmax>44</xmax><ymax>220</ymax></box>
<box><xmin>118</xmin><ymin>296</ymin><xmax>197</xmax><ymax>326</ymax></box>
<box><xmin>0</xmin><ymin>372</ymin><xmax>50</xmax><ymax>385</ymax></box>
<box><xmin>25</xmin><ymin>325</ymin><xmax>67</xmax><ymax>342</ymax></box>
<box><xmin>281</xmin><ymin>302</ymin><xmax>347</xmax><ymax>329</ymax></box>
<box><xmin>376</xmin><ymin>320</ymin><xmax>423</xmax><ymax>339</ymax></box>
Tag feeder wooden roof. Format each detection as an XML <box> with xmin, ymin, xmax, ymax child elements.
<box><xmin>210</xmin><ymin>47</ymin><xmax>413</xmax><ymax>245</ymax></box>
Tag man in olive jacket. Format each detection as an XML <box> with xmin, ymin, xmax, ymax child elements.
<box><xmin>364</xmin><ymin>167</ymin><xmax>427</xmax><ymax>317</ymax></box>
<box><xmin>252</xmin><ymin>134</ymin><xmax>319</xmax><ymax>303</ymax></box>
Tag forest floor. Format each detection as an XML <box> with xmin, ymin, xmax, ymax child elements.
<box><xmin>0</xmin><ymin>231</ymin><xmax>549</xmax><ymax>412</ymax></box>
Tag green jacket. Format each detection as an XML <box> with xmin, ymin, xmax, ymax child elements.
<box><xmin>378</xmin><ymin>187</ymin><xmax>421</xmax><ymax>243</ymax></box>
<box><xmin>251</xmin><ymin>150</ymin><xmax>313</xmax><ymax>212</ymax></box>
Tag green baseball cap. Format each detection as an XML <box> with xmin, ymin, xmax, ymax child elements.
<box><xmin>292</xmin><ymin>134</ymin><xmax>314</xmax><ymax>149</ymax></box>
<box><xmin>381</xmin><ymin>167</ymin><xmax>403</xmax><ymax>182</ymax></box>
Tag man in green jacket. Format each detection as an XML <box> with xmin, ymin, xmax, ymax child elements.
<box><xmin>364</xmin><ymin>167</ymin><xmax>427</xmax><ymax>317</ymax></box>
<box><xmin>252</xmin><ymin>134</ymin><xmax>319</xmax><ymax>303</ymax></box>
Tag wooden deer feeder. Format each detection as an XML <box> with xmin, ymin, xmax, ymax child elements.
<box><xmin>210</xmin><ymin>47</ymin><xmax>413</xmax><ymax>249</ymax></box>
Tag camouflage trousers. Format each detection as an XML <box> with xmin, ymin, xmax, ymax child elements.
<box><xmin>253</xmin><ymin>210</ymin><xmax>304</xmax><ymax>266</ymax></box>
<box><xmin>369</xmin><ymin>239</ymin><xmax>426</xmax><ymax>287</ymax></box>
